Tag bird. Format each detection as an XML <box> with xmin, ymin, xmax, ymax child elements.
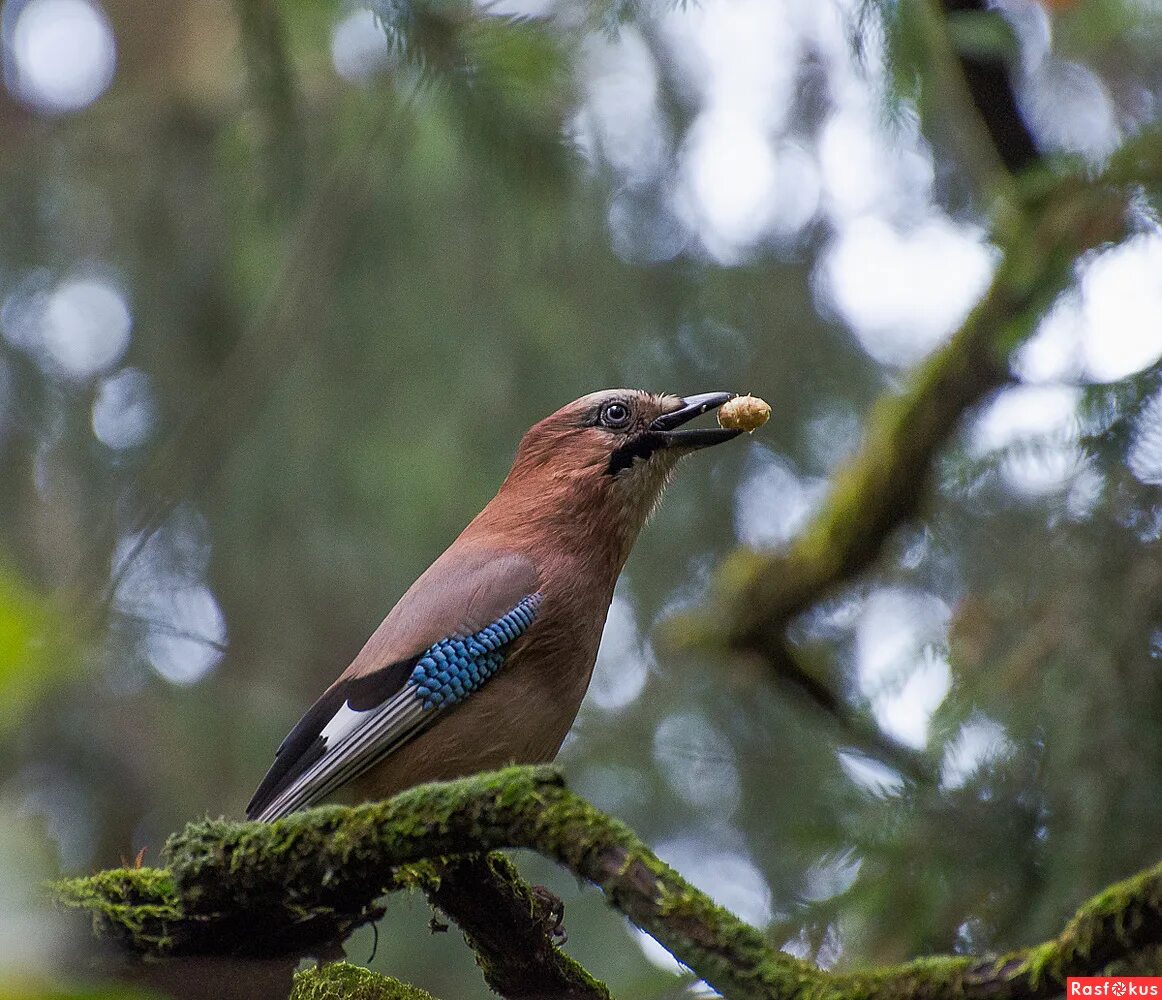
<box><xmin>247</xmin><ymin>389</ymin><xmax>744</xmax><ymax>822</ymax></box>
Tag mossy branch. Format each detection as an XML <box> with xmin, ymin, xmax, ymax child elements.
<box><xmin>54</xmin><ymin>766</ymin><xmax>1162</xmax><ymax>1000</ymax></box>
<box><xmin>55</xmin><ymin>782</ymin><xmax>605</xmax><ymax>999</ymax></box>
<box><xmin>57</xmin><ymin>767</ymin><xmax>795</xmax><ymax>998</ymax></box>
<box><xmin>291</xmin><ymin>962</ymin><xmax>441</xmax><ymax>1000</ymax></box>
<box><xmin>676</xmin><ymin>160</ymin><xmax>1134</xmax><ymax>683</ymax></box>
<box><xmin>420</xmin><ymin>853</ymin><xmax>611</xmax><ymax>999</ymax></box>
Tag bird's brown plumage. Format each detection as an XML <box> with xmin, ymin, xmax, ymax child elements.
<box><xmin>248</xmin><ymin>390</ymin><xmax>740</xmax><ymax>819</ymax></box>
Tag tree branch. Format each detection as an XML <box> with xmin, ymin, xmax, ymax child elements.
<box><xmin>58</xmin><ymin>767</ymin><xmax>793</xmax><ymax>998</ymax></box>
<box><xmin>677</xmin><ymin>166</ymin><xmax>1132</xmax><ymax>678</ymax></box>
<box><xmin>54</xmin><ymin>813</ymin><xmax>605</xmax><ymax>998</ymax></box>
<box><xmin>940</xmin><ymin>0</ymin><xmax>1039</xmax><ymax>174</ymax></box>
<box><xmin>233</xmin><ymin>0</ymin><xmax>307</xmax><ymax>202</ymax></box>
<box><xmin>421</xmin><ymin>853</ymin><xmax>610</xmax><ymax>1000</ymax></box>
<box><xmin>291</xmin><ymin>962</ymin><xmax>441</xmax><ymax>1000</ymax></box>
<box><xmin>666</xmin><ymin>7</ymin><xmax>1158</xmax><ymax>743</ymax></box>
<box><xmin>54</xmin><ymin>766</ymin><xmax>1162</xmax><ymax>1000</ymax></box>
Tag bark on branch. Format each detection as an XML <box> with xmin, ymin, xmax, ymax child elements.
<box><xmin>672</xmin><ymin>0</ymin><xmax>1162</xmax><ymax>694</ymax></box>
<box><xmin>677</xmin><ymin>163</ymin><xmax>1135</xmax><ymax>682</ymax></box>
<box><xmin>421</xmin><ymin>853</ymin><xmax>611</xmax><ymax>1000</ymax></box>
<box><xmin>54</xmin><ymin>766</ymin><xmax>1162</xmax><ymax>1000</ymax></box>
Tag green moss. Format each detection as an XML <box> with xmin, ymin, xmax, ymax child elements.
<box><xmin>1024</xmin><ymin>858</ymin><xmax>1162</xmax><ymax>983</ymax></box>
<box><xmin>50</xmin><ymin>765</ymin><xmax>1162</xmax><ymax>1000</ymax></box>
<box><xmin>450</xmin><ymin>851</ymin><xmax>612</xmax><ymax>999</ymax></box>
<box><xmin>51</xmin><ymin>867</ymin><xmax>183</xmax><ymax>954</ymax></box>
<box><xmin>1016</xmin><ymin>942</ymin><xmax>1059</xmax><ymax>987</ymax></box>
<box><xmin>1071</xmin><ymin>859</ymin><xmax>1162</xmax><ymax>931</ymax></box>
<box><xmin>291</xmin><ymin>963</ymin><xmax>439</xmax><ymax>1000</ymax></box>
<box><xmin>827</xmin><ymin>955</ymin><xmax>970</xmax><ymax>1000</ymax></box>
<box><xmin>390</xmin><ymin>859</ymin><xmax>442</xmax><ymax>891</ymax></box>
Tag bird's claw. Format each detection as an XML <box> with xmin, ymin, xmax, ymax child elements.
<box><xmin>530</xmin><ymin>884</ymin><xmax>567</xmax><ymax>945</ymax></box>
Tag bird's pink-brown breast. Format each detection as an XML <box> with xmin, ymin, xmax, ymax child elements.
<box><xmin>337</xmin><ymin>537</ymin><xmax>616</xmax><ymax>802</ymax></box>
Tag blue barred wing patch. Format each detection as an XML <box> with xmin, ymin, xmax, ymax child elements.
<box><xmin>408</xmin><ymin>593</ymin><xmax>542</xmax><ymax>709</ymax></box>
<box><xmin>250</xmin><ymin>591</ymin><xmax>543</xmax><ymax>821</ymax></box>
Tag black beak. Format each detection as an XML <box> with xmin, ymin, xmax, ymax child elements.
<box><xmin>650</xmin><ymin>392</ymin><xmax>741</xmax><ymax>449</ymax></box>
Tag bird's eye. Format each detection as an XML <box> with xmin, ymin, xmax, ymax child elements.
<box><xmin>601</xmin><ymin>401</ymin><xmax>631</xmax><ymax>428</ymax></box>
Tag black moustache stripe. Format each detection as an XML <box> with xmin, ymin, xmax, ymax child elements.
<box><xmin>605</xmin><ymin>433</ymin><xmax>665</xmax><ymax>476</ymax></box>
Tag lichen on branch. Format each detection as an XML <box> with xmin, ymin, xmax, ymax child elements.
<box><xmin>421</xmin><ymin>853</ymin><xmax>611</xmax><ymax>1000</ymax></box>
<box><xmin>162</xmin><ymin>766</ymin><xmax>809</xmax><ymax>1000</ymax></box>
<box><xmin>290</xmin><ymin>962</ymin><xmax>440</xmax><ymax>1000</ymax></box>
<box><xmin>53</xmin><ymin>766</ymin><xmax>1162</xmax><ymax>1000</ymax></box>
<box><xmin>676</xmin><ymin>168</ymin><xmax>1132</xmax><ymax>682</ymax></box>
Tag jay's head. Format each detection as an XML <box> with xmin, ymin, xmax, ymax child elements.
<box><xmin>498</xmin><ymin>390</ymin><xmax>742</xmax><ymax>546</ymax></box>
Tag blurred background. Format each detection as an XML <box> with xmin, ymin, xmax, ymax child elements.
<box><xmin>2</xmin><ymin>0</ymin><xmax>1162</xmax><ymax>996</ymax></box>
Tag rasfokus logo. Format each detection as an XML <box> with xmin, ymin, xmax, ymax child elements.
<box><xmin>1068</xmin><ymin>979</ymin><xmax>1162</xmax><ymax>996</ymax></box>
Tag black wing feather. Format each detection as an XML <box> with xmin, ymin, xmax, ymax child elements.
<box><xmin>246</xmin><ymin>657</ymin><xmax>416</xmax><ymax>819</ymax></box>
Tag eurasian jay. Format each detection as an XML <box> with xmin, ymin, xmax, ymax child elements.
<box><xmin>247</xmin><ymin>389</ymin><xmax>744</xmax><ymax>821</ymax></box>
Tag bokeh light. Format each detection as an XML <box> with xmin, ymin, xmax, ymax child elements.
<box><xmin>4</xmin><ymin>0</ymin><xmax>115</xmax><ymax>112</ymax></box>
<box><xmin>331</xmin><ymin>9</ymin><xmax>391</xmax><ymax>82</ymax></box>
<box><xmin>1</xmin><ymin>272</ymin><xmax>132</xmax><ymax>382</ymax></box>
<box><xmin>855</xmin><ymin>588</ymin><xmax>952</xmax><ymax>749</ymax></box>
<box><xmin>91</xmin><ymin>367</ymin><xmax>156</xmax><ymax>450</ymax></box>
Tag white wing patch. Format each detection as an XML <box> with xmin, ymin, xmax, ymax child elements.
<box><xmin>252</xmin><ymin>592</ymin><xmax>543</xmax><ymax>822</ymax></box>
<box><xmin>319</xmin><ymin>701</ymin><xmax>366</xmax><ymax>745</ymax></box>
<box><xmin>253</xmin><ymin>689</ymin><xmax>430</xmax><ymax>821</ymax></box>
